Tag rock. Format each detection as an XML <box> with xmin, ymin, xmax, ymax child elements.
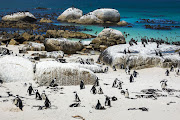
<box><xmin>22</xmin><ymin>42</ymin><xmax>45</xmax><ymax>51</ymax></box>
<box><xmin>91</xmin><ymin>28</ymin><xmax>125</xmax><ymax>50</ymax></box>
<box><xmin>9</xmin><ymin>39</ymin><xmax>19</xmax><ymax>45</ymax></box>
<box><xmin>0</xmin><ymin>56</ymin><xmax>34</xmax><ymax>82</ymax></box>
<box><xmin>2</xmin><ymin>12</ymin><xmax>36</xmax><ymax>22</ymax></box>
<box><xmin>45</xmin><ymin>30</ymin><xmax>95</xmax><ymax>39</ymax></box>
<box><xmin>57</xmin><ymin>7</ymin><xmax>83</xmax><ymax>22</ymax></box>
<box><xmin>44</xmin><ymin>38</ymin><xmax>83</xmax><ymax>54</ymax></box>
<box><xmin>117</xmin><ymin>20</ymin><xmax>128</xmax><ymax>26</ymax></box>
<box><xmin>21</xmin><ymin>32</ymin><xmax>35</xmax><ymax>41</ymax></box>
<box><xmin>35</xmin><ymin>51</ymin><xmax>64</xmax><ymax>58</ymax></box>
<box><xmin>76</xmin><ymin>8</ymin><xmax>120</xmax><ymax>24</ymax></box>
<box><xmin>35</xmin><ymin>61</ymin><xmax>97</xmax><ymax>86</ymax></box>
<box><xmin>93</xmin><ymin>8</ymin><xmax>120</xmax><ymax>23</ymax></box>
<box><xmin>99</xmin><ymin>45</ymin><xmax>107</xmax><ymax>51</ymax></box>
<box><xmin>39</xmin><ymin>18</ymin><xmax>53</xmax><ymax>23</ymax></box>
<box><xmin>76</xmin><ymin>12</ymin><xmax>103</xmax><ymax>24</ymax></box>
<box><xmin>34</xmin><ymin>35</ymin><xmax>45</xmax><ymax>42</ymax></box>
<box><xmin>98</xmin><ymin>43</ymin><xmax>180</xmax><ymax>69</ymax></box>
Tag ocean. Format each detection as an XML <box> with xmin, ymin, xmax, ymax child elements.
<box><xmin>0</xmin><ymin>0</ymin><xmax>179</xmax><ymax>42</ymax></box>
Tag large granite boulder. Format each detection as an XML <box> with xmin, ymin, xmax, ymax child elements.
<box><xmin>91</xmin><ymin>28</ymin><xmax>125</xmax><ymax>50</ymax></box>
<box><xmin>57</xmin><ymin>7</ymin><xmax>83</xmax><ymax>22</ymax></box>
<box><xmin>0</xmin><ymin>56</ymin><xmax>34</xmax><ymax>82</ymax></box>
<box><xmin>2</xmin><ymin>12</ymin><xmax>36</xmax><ymax>22</ymax></box>
<box><xmin>35</xmin><ymin>61</ymin><xmax>97</xmax><ymax>86</ymax></box>
<box><xmin>98</xmin><ymin>43</ymin><xmax>180</xmax><ymax>69</ymax></box>
<box><xmin>77</xmin><ymin>8</ymin><xmax>120</xmax><ymax>24</ymax></box>
<box><xmin>44</xmin><ymin>38</ymin><xmax>83</xmax><ymax>54</ymax></box>
<box><xmin>22</xmin><ymin>42</ymin><xmax>45</xmax><ymax>51</ymax></box>
<box><xmin>93</xmin><ymin>8</ymin><xmax>120</xmax><ymax>23</ymax></box>
<box><xmin>76</xmin><ymin>12</ymin><xmax>103</xmax><ymax>24</ymax></box>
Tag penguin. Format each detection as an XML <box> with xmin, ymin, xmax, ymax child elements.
<box><xmin>49</xmin><ymin>78</ymin><xmax>56</xmax><ymax>87</ymax></box>
<box><xmin>112</xmin><ymin>78</ymin><xmax>118</xmax><ymax>88</ymax></box>
<box><xmin>113</xmin><ymin>65</ymin><xmax>117</xmax><ymax>71</ymax></box>
<box><xmin>13</xmin><ymin>95</ymin><xmax>23</xmax><ymax>111</ymax></box>
<box><xmin>98</xmin><ymin>87</ymin><xmax>103</xmax><ymax>94</ymax></box>
<box><xmin>105</xmin><ymin>96</ymin><xmax>111</xmax><ymax>107</ymax></box>
<box><xmin>94</xmin><ymin>77</ymin><xmax>99</xmax><ymax>87</ymax></box>
<box><xmin>27</xmin><ymin>84</ymin><xmax>34</xmax><ymax>96</ymax></box>
<box><xmin>35</xmin><ymin>90</ymin><xmax>42</xmax><ymax>100</ymax></box>
<box><xmin>125</xmin><ymin>89</ymin><xmax>129</xmax><ymax>98</ymax></box>
<box><xmin>124</xmin><ymin>49</ymin><xmax>127</xmax><ymax>54</ymax></box>
<box><xmin>130</xmin><ymin>74</ymin><xmax>134</xmax><ymax>83</ymax></box>
<box><xmin>161</xmin><ymin>81</ymin><xmax>167</xmax><ymax>90</ymax></box>
<box><xmin>170</xmin><ymin>65</ymin><xmax>174</xmax><ymax>72</ymax></box>
<box><xmin>75</xmin><ymin>92</ymin><xmax>81</xmax><ymax>102</ymax></box>
<box><xmin>44</xmin><ymin>97</ymin><xmax>51</xmax><ymax>108</ymax></box>
<box><xmin>95</xmin><ymin>100</ymin><xmax>103</xmax><ymax>110</ymax></box>
<box><xmin>41</xmin><ymin>90</ymin><xmax>47</xmax><ymax>100</ymax></box>
<box><xmin>118</xmin><ymin>81</ymin><xmax>123</xmax><ymax>89</ymax></box>
<box><xmin>165</xmin><ymin>69</ymin><xmax>170</xmax><ymax>76</ymax></box>
<box><xmin>133</xmin><ymin>70</ymin><xmax>138</xmax><ymax>77</ymax></box>
<box><xmin>90</xmin><ymin>85</ymin><xmax>97</xmax><ymax>94</ymax></box>
<box><xmin>104</xmin><ymin>67</ymin><xmax>108</xmax><ymax>73</ymax></box>
<box><xmin>80</xmin><ymin>80</ymin><xmax>85</xmax><ymax>90</ymax></box>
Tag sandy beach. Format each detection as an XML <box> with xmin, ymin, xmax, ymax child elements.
<box><xmin>0</xmin><ymin>45</ymin><xmax>180</xmax><ymax>120</ymax></box>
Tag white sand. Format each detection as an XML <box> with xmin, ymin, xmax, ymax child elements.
<box><xmin>0</xmin><ymin>45</ymin><xmax>180</xmax><ymax>120</ymax></box>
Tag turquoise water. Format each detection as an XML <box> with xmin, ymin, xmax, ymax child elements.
<box><xmin>0</xmin><ymin>0</ymin><xmax>179</xmax><ymax>42</ymax></box>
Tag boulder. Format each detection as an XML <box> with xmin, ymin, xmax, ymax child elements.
<box><xmin>44</xmin><ymin>38</ymin><xmax>83</xmax><ymax>54</ymax></box>
<box><xmin>2</xmin><ymin>12</ymin><xmax>36</xmax><ymax>22</ymax></box>
<box><xmin>57</xmin><ymin>7</ymin><xmax>83</xmax><ymax>22</ymax></box>
<box><xmin>39</xmin><ymin>18</ymin><xmax>53</xmax><ymax>23</ymax></box>
<box><xmin>117</xmin><ymin>20</ymin><xmax>128</xmax><ymax>26</ymax></box>
<box><xmin>0</xmin><ymin>56</ymin><xmax>34</xmax><ymax>82</ymax></box>
<box><xmin>34</xmin><ymin>51</ymin><xmax>64</xmax><ymax>58</ymax></box>
<box><xmin>22</xmin><ymin>42</ymin><xmax>45</xmax><ymax>51</ymax></box>
<box><xmin>93</xmin><ymin>8</ymin><xmax>120</xmax><ymax>23</ymax></box>
<box><xmin>77</xmin><ymin>8</ymin><xmax>120</xmax><ymax>24</ymax></box>
<box><xmin>9</xmin><ymin>39</ymin><xmax>19</xmax><ymax>45</ymax></box>
<box><xmin>21</xmin><ymin>32</ymin><xmax>35</xmax><ymax>41</ymax></box>
<box><xmin>76</xmin><ymin>12</ymin><xmax>103</xmax><ymax>24</ymax></box>
<box><xmin>98</xmin><ymin>43</ymin><xmax>180</xmax><ymax>69</ymax></box>
<box><xmin>91</xmin><ymin>28</ymin><xmax>125</xmax><ymax>50</ymax></box>
<box><xmin>35</xmin><ymin>61</ymin><xmax>97</xmax><ymax>86</ymax></box>
<box><xmin>45</xmin><ymin>30</ymin><xmax>95</xmax><ymax>39</ymax></box>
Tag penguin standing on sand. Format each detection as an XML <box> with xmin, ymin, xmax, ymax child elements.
<box><xmin>160</xmin><ymin>80</ymin><xmax>167</xmax><ymax>90</ymax></box>
<box><xmin>94</xmin><ymin>77</ymin><xmax>99</xmax><ymax>87</ymax></box>
<box><xmin>170</xmin><ymin>65</ymin><xmax>174</xmax><ymax>72</ymax></box>
<box><xmin>75</xmin><ymin>92</ymin><xmax>81</xmax><ymax>102</ymax></box>
<box><xmin>125</xmin><ymin>89</ymin><xmax>129</xmax><ymax>98</ymax></box>
<box><xmin>35</xmin><ymin>90</ymin><xmax>42</xmax><ymax>100</ymax></box>
<box><xmin>98</xmin><ymin>87</ymin><xmax>104</xmax><ymax>94</ymax></box>
<box><xmin>118</xmin><ymin>81</ymin><xmax>123</xmax><ymax>89</ymax></box>
<box><xmin>80</xmin><ymin>80</ymin><xmax>85</xmax><ymax>90</ymax></box>
<box><xmin>133</xmin><ymin>70</ymin><xmax>138</xmax><ymax>77</ymax></box>
<box><xmin>44</xmin><ymin>97</ymin><xmax>51</xmax><ymax>108</ymax></box>
<box><xmin>113</xmin><ymin>65</ymin><xmax>117</xmax><ymax>71</ymax></box>
<box><xmin>13</xmin><ymin>95</ymin><xmax>23</xmax><ymax>111</ymax></box>
<box><xmin>49</xmin><ymin>78</ymin><xmax>57</xmax><ymax>87</ymax></box>
<box><xmin>27</xmin><ymin>84</ymin><xmax>34</xmax><ymax>96</ymax></box>
<box><xmin>112</xmin><ymin>78</ymin><xmax>118</xmax><ymax>88</ymax></box>
<box><xmin>90</xmin><ymin>85</ymin><xmax>97</xmax><ymax>94</ymax></box>
<box><xmin>130</xmin><ymin>74</ymin><xmax>134</xmax><ymax>83</ymax></box>
<box><xmin>95</xmin><ymin>100</ymin><xmax>103</xmax><ymax>110</ymax></box>
<box><xmin>165</xmin><ymin>69</ymin><xmax>170</xmax><ymax>76</ymax></box>
<box><xmin>104</xmin><ymin>67</ymin><xmax>109</xmax><ymax>73</ymax></box>
<box><xmin>41</xmin><ymin>90</ymin><xmax>47</xmax><ymax>100</ymax></box>
<box><xmin>105</xmin><ymin>96</ymin><xmax>111</xmax><ymax>107</ymax></box>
